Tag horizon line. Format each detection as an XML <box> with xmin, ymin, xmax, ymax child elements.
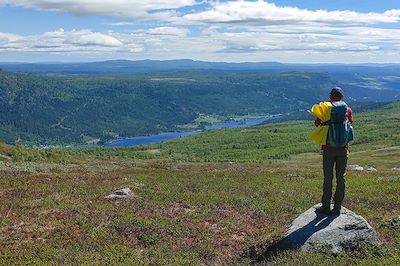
<box><xmin>1</xmin><ymin>59</ymin><xmax>400</xmax><ymax>65</ymax></box>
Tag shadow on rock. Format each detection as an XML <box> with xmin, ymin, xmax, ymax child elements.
<box><xmin>241</xmin><ymin>212</ymin><xmax>337</xmax><ymax>263</ymax></box>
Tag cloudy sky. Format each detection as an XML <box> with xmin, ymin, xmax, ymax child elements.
<box><xmin>1</xmin><ymin>0</ymin><xmax>400</xmax><ymax>63</ymax></box>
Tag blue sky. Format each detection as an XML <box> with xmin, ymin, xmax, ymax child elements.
<box><xmin>1</xmin><ymin>0</ymin><xmax>400</xmax><ymax>63</ymax></box>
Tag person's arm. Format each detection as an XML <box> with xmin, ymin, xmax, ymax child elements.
<box><xmin>347</xmin><ymin>107</ymin><xmax>353</xmax><ymax>124</ymax></box>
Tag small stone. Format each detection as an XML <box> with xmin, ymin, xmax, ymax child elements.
<box><xmin>104</xmin><ymin>188</ymin><xmax>135</xmax><ymax>199</ymax></box>
<box><xmin>349</xmin><ymin>165</ymin><xmax>364</xmax><ymax>171</ymax></box>
<box><xmin>366</xmin><ymin>166</ymin><xmax>377</xmax><ymax>172</ymax></box>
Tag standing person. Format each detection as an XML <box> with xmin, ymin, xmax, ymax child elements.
<box><xmin>314</xmin><ymin>87</ymin><xmax>354</xmax><ymax>215</ymax></box>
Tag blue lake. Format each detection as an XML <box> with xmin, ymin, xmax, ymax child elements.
<box><xmin>101</xmin><ymin>115</ymin><xmax>280</xmax><ymax>147</ymax></box>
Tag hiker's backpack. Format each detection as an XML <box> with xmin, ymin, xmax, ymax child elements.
<box><xmin>326</xmin><ymin>101</ymin><xmax>354</xmax><ymax>148</ymax></box>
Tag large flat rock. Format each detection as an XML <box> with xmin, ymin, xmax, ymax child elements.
<box><xmin>282</xmin><ymin>204</ymin><xmax>380</xmax><ymax>253</ymax></box>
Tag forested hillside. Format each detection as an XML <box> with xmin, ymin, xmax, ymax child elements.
<box><xmin>0</xmin><ymin>70</ymin><xmax>398</xmax><ymax>145</ymax></box>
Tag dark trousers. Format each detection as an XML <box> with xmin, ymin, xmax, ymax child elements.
<box><xmin>322</xmin><ymin>149</ymin><xmax>348</xmax><ymax>208</ymax></box>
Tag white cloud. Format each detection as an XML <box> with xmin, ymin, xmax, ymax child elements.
<box><xmin>112</xmin><ymin>27</ymin><xmax>223</xmax><ymax>54</ymax></box>
<box><xmin>180</xmin><ymin>0</ymin><xmax>400</xmax><ymax>26</ymax></box>
<box><xmin>2</xmin><ymin>24</ymin><xmax>400</xmax><ymax>63</ymax></box>
<box><xmin>148</xmin><ymin>27</ymin><xmax>188</xmax><ymax>36</ymax></box>
<box><xmin>2</xmin><ymin>0</ymin><xmax>399</xmax><ymax>27</ymax></box>
<box><xmin>45</xmin><ymin>29</ymin><xmax>123</xmax><ymax>47</ymax></box>
<box><xmin>209</xmin><ymin>30</ymin><xmax>384</xmax><ymax>53</ymax></box>
<box><xmin>0</xmin><ymin>0</ymin><xmax>198</xmax><ymax>19</ymax></box>
<box><xmin>0</xmin><ymin>32</ymin><xmax>21</xmax><ymax>42</ymax></box>
<box><xmin>0</xmin><ymin>29</ymin><xmax>125</xmax><ymax>53</ymax></box>
<box><xmin>103</xmin><ymin>22</ymin><xmax>136</xmax><ymax>26</ymax></box>
<box><xmin>126</xmin><ymin>44</ymin><xmax>143</xmax><ymax>53</ymax></box>
<box><xmin>1</xmin><ymin>0</ymin><xmax>400</xmax><ymax>63</ymax></box>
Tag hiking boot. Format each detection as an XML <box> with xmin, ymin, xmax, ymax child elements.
<box><xmin>332</xmin><ymin>205</ymin><xmax>341</xmax><ymax>216</ymax></box>
<box><xmin>315</xmin><ymin>205</ymin><xmax>331</xmax><ymax>215</ymax></box>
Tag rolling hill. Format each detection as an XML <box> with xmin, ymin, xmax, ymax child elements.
<box><xmin>1</xmin><ymin>69</ymin><xmax>399</xmax><ymax>146</ymax></box>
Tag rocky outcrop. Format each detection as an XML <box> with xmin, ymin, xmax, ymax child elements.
<box><xmin>281</xmin><ymin>204</ymin><xmax>380</xmax><ymax>253</ymax></box>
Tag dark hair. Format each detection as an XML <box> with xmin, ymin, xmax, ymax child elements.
<box><xmin>329</xmin><ymin>87</ymin><xmax>344</xmax><ymax>101</ymax></box>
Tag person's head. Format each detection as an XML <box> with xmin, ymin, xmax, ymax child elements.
<box><xmin>329</xmin><ymin>87</ymin><xmax>344</xmax><ymax>101</ymax></box>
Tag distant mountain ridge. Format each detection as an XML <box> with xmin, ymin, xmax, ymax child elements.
<box><xmin>1</xmin><ymin>59</ymin><xmax>400</xmax><ymax>76</ymax></box>
<box><xmin>0</xmin><ymin>59</ymin><xmax>287</xmax><ymax>75</ymax></box>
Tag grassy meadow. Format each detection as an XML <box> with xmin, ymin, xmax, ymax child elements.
<box><xmin>0</xmin><ymin>102</ymin><xmax>399</xmax><ymax>265</ymax></box>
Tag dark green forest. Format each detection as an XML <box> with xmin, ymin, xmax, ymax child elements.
<box><xmin>0</xmin><ymin>70</ymin><xmax>398</xmax><ymax>145</ymax></box>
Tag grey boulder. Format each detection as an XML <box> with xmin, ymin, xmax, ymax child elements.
<box><xmin>281</xmin><ymin>204</ymin><xmax>380</xmax><ymax>253</ymax></box>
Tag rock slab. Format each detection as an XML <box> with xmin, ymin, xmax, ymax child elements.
<box><xmin>282</xmin><ymin>204</ymin><xmax>380</xmax><ymax>253</ymax></box>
